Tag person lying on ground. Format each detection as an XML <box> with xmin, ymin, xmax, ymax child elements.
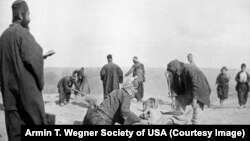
<box><xmin>138</xmin><ymin>98</ymin><xmax>192</xmax><ymax>125</ymax></box>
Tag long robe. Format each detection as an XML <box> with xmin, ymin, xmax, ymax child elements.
<box><xmin>100</xmin><ymin>62</ymin><xmax>123</xmax><ymax>98</ymax></box>
<box><xmin>0</xmin><ymin>24</ymin><xmax>47</xmax><ymax>124</ymax></box>
<box><xmin>216</xmin><ymin>73</ymin><xmax>229</xmax><ymax>100</ymax></box>
<box><xmin>83</xmin><ymin>89</ymin><xmax>140</xmax><ymax>125</ymax></box>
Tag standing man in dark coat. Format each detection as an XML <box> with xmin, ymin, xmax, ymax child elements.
<box><xmin>0</xmin><ymin>1</ymin><xmax>48</xmax><ymax>140</ymax></box>
<box><xmin>100</xmin><ymin>54</ymin><xmax>123</xmax><ymax>99</ymax></box>
<box><xmin>125</xmin><ymin>56</ymin><xmax>145</xmax><ymax>101</ymax></box>
<box><xmin>57</xmin><ymin>76</ymin><xmax>75</xmax><ymax>107</ymax></box>
<box><xmin>235</xmin><ymin>63</ymin><xmax>250</xmax><ymax>109</ymax></box>
<box><xmin>83</xmin><ymin>77</ymin><xmax>141</xmax><ymax>125</ymax></box>
<box><xmin>166</xmin><ymin>60</ymin><xmax>211</xmax><ymax>124</ymax></box>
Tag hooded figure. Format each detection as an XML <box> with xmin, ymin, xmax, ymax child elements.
<box><xmin>167</xmin><ymin>60</ymin><xmax>211</xmax><ymax>124</ymax></box>
<box><xmin>83</xmin><ymin>76</ymin><xmax>140</xmax><ymax>125</ymax></box>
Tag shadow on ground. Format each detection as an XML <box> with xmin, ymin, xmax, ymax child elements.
<box><xmin>44</xmin><ymin>100</ymin><xmax>59</xmax><ymax>105</ymax></box>
<box><xmin>209</xmin><ymin>105</ymin><xmax>242</xmax><ymax>109</ymax></box>
<box><xmin>71</xmin><ymin>101</ymin><xmax>89</xmax><ymax>108</ymax></box>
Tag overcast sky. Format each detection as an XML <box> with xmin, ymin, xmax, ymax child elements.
<box><xmin>0</xmin><ymin>0</ymin><xmax>250</xmax><ymax>68</ymax></box>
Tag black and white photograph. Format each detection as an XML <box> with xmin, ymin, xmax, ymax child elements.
<box><xmin>0</xmin><ymin>0</ymin><xmax>250</xmax><ymax>140</ymax></box>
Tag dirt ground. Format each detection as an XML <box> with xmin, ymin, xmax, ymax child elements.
<box><xmin>0</xmin><ymin>92</ymin><xmax>249</xmax><ymax>141</ymax></box>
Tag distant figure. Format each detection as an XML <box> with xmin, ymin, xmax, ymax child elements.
<box><xmin>125</xmin><ymin>56</ymin><xmax>145</xmax><ymax>101</ymax></box>
<box><xmin>166</xmin><ymin>59</ymin><xmax>211</xmax><ymax>124</ymax></box>
<box><xmin>100</xmin><ymin>54</ymin><xmax>123</xmax><ymax>99</ymax></box>
<box><xmin>187</xmin><ymin>53</ymin><xmax>196</xmax><ymax>66</ymax></box>
<box><xmin>235</xmin><ymin>63</ymin><xmax>250</xmax><ymax>109</ymax></box>
<box><xmin>57</xmin><ymin>76</ymin><xmax>75</xmax><ymax>107</ymax></box>
<box><xmin>216</xmin><ymin>66</ymin><xmax>230</xmax><ymax>105</ymax></box>
<box><xmin>72</xmin><ymin>67</ymin><xmax>91</xmax><ymax>98</ymax></box>
<box><xmin>83</xmin><ymin>77</ymin><xmax>141</xmax><ymax>125</ymax></box>
<box><xmin>0</xmin><ymin>1</ymin><xmax>48</xmax><ymax>140</ymax></box>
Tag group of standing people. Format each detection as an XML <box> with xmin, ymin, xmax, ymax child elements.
<box><xmin>100</xmin><ymin>54</ymin><xmax>145</xmax><ymax>101</ymax></box>
<box><xmin>216</xmin><ymin>63</ymin><xmax>249</xmax><ymax>108</ymax></box>
<box><xmin>57</xmin><ymin>53</ymin><xmax>146</xmax><ymax>107</ymax></box>
<box><xmin>82</xmin><ymin>54</ymin><xmax>146</xmax><ymax>125</ymax></box>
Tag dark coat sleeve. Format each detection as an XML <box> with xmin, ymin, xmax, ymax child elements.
<box><xmin>235</xmin><ymin>72</ymin><xmax>241</xmax><ymax>83</ymax></box>
<box><xmin>72</xmin><ymin>70</ymin><xmax>78</xmax><ymax>77</ymax></box>
<box><xmin>142</xmin><ymin>64</ymin><xmax>145</xmax><ymax>82</ymax></box>
<box><xmin>125</xmin><ymin>65</ymin><xmax>134</xmax><ymax>76</ymax></box>
<box><xmin>63</xmin><ymin>78</ymin><xmax>72</xmax><ymax>93</ymax></box>
<box><xmin>19</xmin><ymin>29</ymin><xmax>44</xmax><ymax>91</ymax></box>
<box><xmin>247</xmin><ymin>72</ymin><xmax>250</xmax><ymax>92</ymax></box>
<box><xmin>100</xmin><ymin>66</ymin><xmax>105</xmax><ymax>81</ymax></box>
<box><xmin>117</xmin><ymin>66</ymin><xmax>123</xmax><ymax>84</ymax></box>
<box><xmin>120</xmin><ymin>94</ymin><xmax>140</xmax><ymax>125</ymax></box>
<box><xmin>216</xmin><ymin>74</ymin><xmax>220</xmax><ymax>85</ymax></box>
<box><xmin>247</xmin><ymin>72</ymin><xmax>250</xmax><ymax>83</ymax></box>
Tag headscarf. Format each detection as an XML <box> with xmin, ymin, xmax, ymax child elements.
<box><xmin>220</xmin><ymin>66</ymin><xmax>228</xmax><ymax>72</ymax></box>
<box><xmin>167</xmin><ymin>59</ymin><xmax>185</xmax><ymax>95</ymax></box>
<box><xmin>167</xmin><ymin>59</ymin><xmax>184</xmax><ymax>76</ymax></box>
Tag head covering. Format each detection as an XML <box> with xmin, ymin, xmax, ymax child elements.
<box><xmin>241</xmin><ymin>63</ymin><xmax>246</xmax><ymax>68</ymax></box>
<box><xmin>12</xmin><ymin>0</ymin><xmax>29</xmax><ymax>22</ymax></box>
<box><xmin>187</xmin><ymin>53</ymin><xmax>193</xmax><ymax>57</ymax></box>
<box><xmin>220</xmin><ymin>66</ymin><xmax>228</xmax><ymax>72</ymax></box>
<box><xmin>142</xmin><ymin>97</ymin><xmax>158</xmax><ymax>112</ymax></box>
<box><xmin>133</xmin><ymin>56</ymin><xmax>138</xmax><ymax>62</ymax></box>
<box><xmin>167</xmin><ymin>59</ymin><xmax>184</xmax><ymax>76</ymax></box>
<box><xmin>107</xmin><ymin>54</ymin><xmax>112</xmax><ymax>59</ymax></box>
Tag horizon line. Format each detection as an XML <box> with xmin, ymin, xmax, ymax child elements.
<box><xmin>44</xmin><ymin>66</ymin><xmax>242</xmax><ymax>70</ymax></box>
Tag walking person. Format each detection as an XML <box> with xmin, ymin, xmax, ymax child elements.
<box><xmin>216</xmin><ymin>66</ymin><xmax>230</xmax><ymax>106</ymax></box>
<box><xmin>235</xmin><ymin>63</ymin><xmax>250</xmax><ymax>109</ymax></box>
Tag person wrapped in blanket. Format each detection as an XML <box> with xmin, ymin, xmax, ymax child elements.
<box><xmin>138</xmin><ymin>98</ymin><xmax>192</xmax><ymax>125</ymax></box>
<box><xmin>166</xmin><ymin>59</ymin><xmax>211</xmax><ymax>124</ymax></box>
<box><xmin>83</xmin><ymin>76</ymin><xmax>146</xmax><ymax>125</ymax></box>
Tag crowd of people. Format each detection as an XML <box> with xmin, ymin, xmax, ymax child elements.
<box><xmin>0</xmin><ymin>0</ymin><xmax>249</xmax><ymax>141</ymax></box>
